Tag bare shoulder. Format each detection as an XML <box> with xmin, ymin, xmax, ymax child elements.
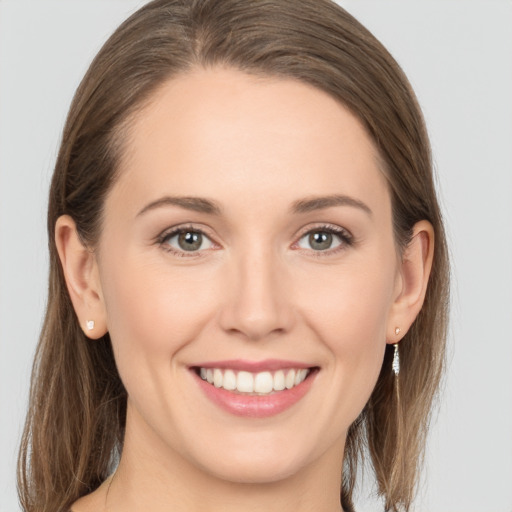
<box><xmin>69</xmin><ymin>476</ymin><xmax>112</xmax><ymax>512</ymax></box>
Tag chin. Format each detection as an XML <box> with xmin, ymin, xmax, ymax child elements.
<box><xmin>202</xmin><ymin>454</ymin><xmax>306</xmax><ymax>485</ymax></box>
<box><xmin>178</xmin><ymin>428</ymin><xmax>321</xmax><ymax>486</ymax></box>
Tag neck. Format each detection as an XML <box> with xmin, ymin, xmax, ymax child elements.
<box><xmin>106</xmin><ymin>406</ymin><xmax>346</xmax><ymax>512</ymax></box>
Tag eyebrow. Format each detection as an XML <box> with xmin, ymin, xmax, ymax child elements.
<box><xmin>290</xmin><ymin>194</ymin><xmax>372</xmax><ymax>216</ymax></box>
<box><xmin>136</xmin><ymin>194</ymin><xmax>372</xmax><ymax>217</ymax></box>
<box><xmin>137</xmin><ymin>196</ymin><xmax>222</xmax><ymax>217</ymax></box>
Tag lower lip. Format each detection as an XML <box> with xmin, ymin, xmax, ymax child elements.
<box><xmin>192</xmin><ymin>369</ymin><xmax>318</xmax><ymax>418</ymax></box>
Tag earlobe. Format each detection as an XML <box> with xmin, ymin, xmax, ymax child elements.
<box><xmin>387</xmin><ymin>220</ymin><xmax>434</xmax><ymax>343</ymax></box>
<box><xmin>54</xmin><ymin>215</ymin><xmax>107</xmax><ymax>339</ymax></box>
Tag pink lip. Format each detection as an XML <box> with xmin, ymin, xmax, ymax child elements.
<box><xmin>190</xmin><ymin>364</ymin><xmax>319</xmax><ymax>418</ymax></box>
<box><xmin>191</xmin><ymin>359</ymin><xmax>313</xmax><ymax>372</ymax></box>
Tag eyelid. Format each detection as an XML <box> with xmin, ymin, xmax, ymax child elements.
<box><xmin>295</xmin><ymin>222</ymin><xmax>353</xmax><ymax>241</ymax></box>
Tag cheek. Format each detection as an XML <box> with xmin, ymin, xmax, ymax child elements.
<box><xmin>300</xmin><ymin>257</ymin><xmax>395</xmax><ymax>345</ymax></box>
<box><xmin>99</xmin><ymin>254</ymin><xmax>215</xmax><ymax>383</ymax></box>
<box><xmin>296</xmin><ymin>256</ymin><xmax>396</xmax><ymax>411</ymax></box>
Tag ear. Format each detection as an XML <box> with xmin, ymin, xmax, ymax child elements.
<box><xmin>55</xmin><ymin>215</ymin><xmax>108</xmax><ymax>339</ymax></box>
<box><xmin>387</xmin><ymin>220</ymin><xmax>434</xmax><ymax>344</ymax></box>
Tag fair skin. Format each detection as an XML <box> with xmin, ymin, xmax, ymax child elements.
<box><xmin>56</xmin><ymin>67</ymin><xmax>434</xmax><ymax>512</ymax></box>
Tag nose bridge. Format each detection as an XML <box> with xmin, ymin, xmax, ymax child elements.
<box><xmin>218</xmin><ymin>240</ymin><xmax>293</xmax><ymax>341</ymax></box>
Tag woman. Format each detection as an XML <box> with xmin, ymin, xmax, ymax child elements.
<box><xmin>17</xmin><ymin>0</ymin><xmax>449</xmax><ymax>511</ymax></box>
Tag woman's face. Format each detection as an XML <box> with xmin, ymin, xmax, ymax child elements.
<box><xmin>96</xmin><ymin>67</ymin><xmax>402</xmax><ymax>483</ymax></box>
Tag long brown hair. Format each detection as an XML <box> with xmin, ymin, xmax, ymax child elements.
<box><xmin>18</xmin><ymin>1</ymin><xmax>449</xmax><ymax>511</ymax></box>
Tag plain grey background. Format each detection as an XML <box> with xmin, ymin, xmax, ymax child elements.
<box><xmin>1</xmin><ymin>1</ymin><xmax>511</xmax><ymax>511</ymax></box>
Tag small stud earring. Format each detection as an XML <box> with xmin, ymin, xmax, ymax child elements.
<box><xmin>392</xmin><ymin>343</ymin><xmax>400</xmax><ymax>375</ymax></box>
<box><xmin>86</xmin><ymin>320</ymin><xmax>95</xmax><ymax>331</ymax></box>
<box><xmin>395</xmin><ymin>327</ymin><xmax>401</xmax><ymax>336</ymax></box>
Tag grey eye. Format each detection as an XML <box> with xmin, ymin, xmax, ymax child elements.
<box><xmin>298</xmin><ymin>230</ymin><xmax>342</xmax><ymax>251</ymax></box>
<box><xmin>165</xmin><ymin>230</ymin><xmax>213</xmax><ymax>252</ymax></box>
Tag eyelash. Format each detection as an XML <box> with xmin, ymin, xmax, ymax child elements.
<box><xmin>156</xmin><ymin>223</ymin><xmax>354</xmax><ymax>259</ymax></box>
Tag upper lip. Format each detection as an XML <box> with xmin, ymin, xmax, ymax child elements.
<box><xmin>191</xmin><ymin>359</ymin><xmax>315</xmax><ymax>372</ymax></box>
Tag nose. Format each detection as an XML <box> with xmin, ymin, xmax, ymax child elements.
<box><xmin>217</xmin><ymin>245</ymin><xmax>295</xmax><ymax>342</ymax></box>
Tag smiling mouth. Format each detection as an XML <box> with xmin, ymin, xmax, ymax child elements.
<box><xmin>193</xmin><ymin>367</ymin><xmax>317</xmax><ymax>395</ymax></box>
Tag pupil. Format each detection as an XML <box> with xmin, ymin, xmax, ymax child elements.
<box><xmin>179</xmin><ymin>231</ymin><xmax>202</xmax><ymax>251</ymax></box>
<box><xmin>310</xmin><ymin>232</ymin><xmax>332</xmax><ymax>251</ymax></box>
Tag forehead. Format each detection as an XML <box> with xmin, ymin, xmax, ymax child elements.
<box><xmin>110</xmin><ymin>66</ymin><xmax>389</xmax><ymax>220</ymax></box>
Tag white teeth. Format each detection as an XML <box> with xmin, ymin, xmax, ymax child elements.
<box><xmin>285</xmin><ymin>369</ymin><xmax>296</xmax><ymax>389</ymax></box>
<box><xmin>223</xmin><ymin>369</ymin><xmax>237</xmax><ymax>390</ymax></box>
<box><xmin>237</xmin><ymin>371</ymin><xmax>254</xmax><ymax>392</ymax></box>
<box><xmin>294</xmin><ymin>368</ymin><xmax>308</xmax><ymax>386</ymax></box>
<box><xmin>198</xmin><ymin>367</ymin><xmax>311</xmax><ymax>394</ymax></box>
<box><xmin>254</xmin><ymin>371</ymin><xmax>273</xmax><ymax>393</ymax></box>
<box><xmin>213</xmin><ymin>368</ymin><xmax>223</xmax><ymax>388</ymax></box>
<box><xmin>274</xmin><ymin>370</ymin><xmax>285</xmax><ymax>391</ymax></box>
